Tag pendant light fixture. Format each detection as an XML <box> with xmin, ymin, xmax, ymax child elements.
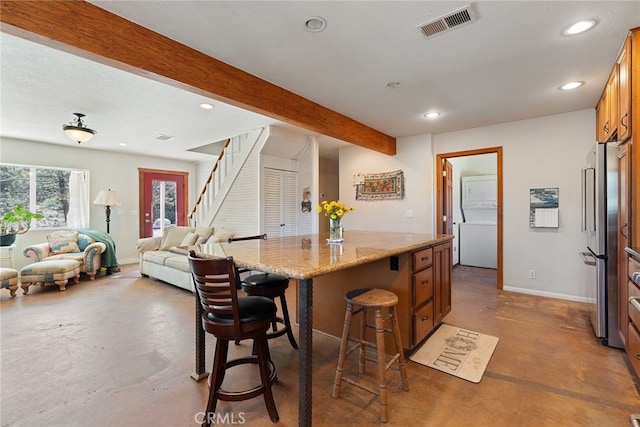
<box><xmin>63</xmin><ymin>113</ymin><xmax>96</xmax><ymax>144</ymax></box>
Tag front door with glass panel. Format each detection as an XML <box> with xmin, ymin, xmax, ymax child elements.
<box><xmin>139</xmin><ymin>169</ymin><xmax>188</xmax><ymax>238</ymax></box>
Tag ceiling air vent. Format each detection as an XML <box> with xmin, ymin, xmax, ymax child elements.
<box><xmin>417</xmin><ymin>4</ymin><xmax>476</xmax><ymax>39</ymax></box>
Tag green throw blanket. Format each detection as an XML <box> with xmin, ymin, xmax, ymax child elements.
<box><xmin>77</xmin><ymin>229</ymin><xmax>119</xmax><ymax>274</ymax></box>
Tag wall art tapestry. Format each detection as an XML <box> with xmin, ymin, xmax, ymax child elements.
<box><xmin>355</xmin><ymin>170</ymin><xmax>405</xmax><ymax>201</ymax></box>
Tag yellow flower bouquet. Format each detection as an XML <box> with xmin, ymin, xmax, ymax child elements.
<box><xmin>316</xmin><ymin>200</ymin><xmax>355</xmax><ymax>220</ymax></box>
<box><xmin>317</xmin><ymin>200</ymin><xmax>354</xmax><ymax>242</ymax></box>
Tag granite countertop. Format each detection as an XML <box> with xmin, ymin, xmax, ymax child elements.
<box><xmin>196</xmin><ymin>230</ymin><xmax>453</xmax><ymax>280</ymax></box>
<box><xmin>625</xmin><ymin>247</ymin><xmax>640</xmax><ymax>259</ymax></box>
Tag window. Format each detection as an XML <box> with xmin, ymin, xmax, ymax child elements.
<box><xmin>0</xmin><ymin>163</ymin><xmax>90</xmax><ymax>229</ymax></box>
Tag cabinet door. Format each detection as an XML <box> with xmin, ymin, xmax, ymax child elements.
<box><xmin>606</xmin><ymin>65</ymin><xmax>619</xmax><ymax>141</ymax></box>
<box><xmin>596</xmin><ymin>98</ymin><xmax>607</xmax><ymax>143</ymax></box>
<box><xmin>617</xmin><ymin>37</ymin><xmax>631</xmax><ymax>141</ymax></box>
<box><xmin>618</xmin><ymin>144</ymin><xmax>631</xmax><ymax>347</ymax></box>
<box><xmin>433</xmin><ymin>241</ymin><xmax>452</xmax><ymax>323</ymax></box>
<box><xmin>264</xmin><ymin>168</ymin><xmax>298</xmax><ymax>238</ymax></box>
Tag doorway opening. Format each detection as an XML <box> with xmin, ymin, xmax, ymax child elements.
<box><xmin>436</xmin><ymin>147</ymin><xmax>503</xmax><ymax>289</ymax></box>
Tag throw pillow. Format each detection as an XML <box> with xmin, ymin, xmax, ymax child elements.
<box><xmin>77</xmin><ymin>233</ymin><xmax>97</xmax><ymax>251</ymax></box>
<box><xmin>195</xmin><ymin>236</ymin><xmax>209</xmax><ymax>245</ymax></box>
<box><xmin>213</xmin><ymin>228</ymin><xmax>235</xmax><ymax>242</ymax></box>
<box><xmin>180</xmin><ymin>232</ymin><xmax>199</xmax><ymax>247</ymax></box>
<box><xmin>159</xmin><ymin>227</ymin><xmax>195</xmax><ymax>251</ymax></box>
<box><xmin>47</xmin><ymin>230</ymin><xmax>80</xmax><ymax>254</ymax></box>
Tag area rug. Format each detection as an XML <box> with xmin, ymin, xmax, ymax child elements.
<box><xmin>410</xmin><ymin>324</ymin><xmax>499</xmax><ymax>383</ymax></box>
<box><xmin>355</xmin><ymin>170</ymin><xmax>404</xmax><ymax>201</ymax></box>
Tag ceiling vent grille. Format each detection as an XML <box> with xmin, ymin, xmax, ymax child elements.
<box><xmin>418</xmin><ymin>4</ymin><xmax>476</xmax><ymax>39</ymax></box>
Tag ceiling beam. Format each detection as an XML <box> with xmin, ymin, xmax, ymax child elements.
<box><xmin>0</xmin><ymin>1</ymin><xmax>396</xmax><ymax>155</ymax></box>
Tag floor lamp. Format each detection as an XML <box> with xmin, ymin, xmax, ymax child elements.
<box><xmin>93</xmin><ymin>189</ymin><xmax>121</xmax><ymax>234</ymax></box>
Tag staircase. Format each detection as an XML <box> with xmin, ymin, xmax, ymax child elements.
<box><xmin>188</xmin><ymin>128</ymin><xmax>265</xmax><ymax>227</ymax></box>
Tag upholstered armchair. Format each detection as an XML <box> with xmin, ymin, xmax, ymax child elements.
<box><xmin>23</xmin><ymin>230</ymin><xmax>107</xmax><ymax>280</ymax></box>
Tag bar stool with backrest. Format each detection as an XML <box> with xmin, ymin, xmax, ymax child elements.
<box><xmin>332</xmin><ymin>288</ymin><xmax>409</xmax><ymax>423</ymax></box>
<box><xmin>188</xmin><ymin>251</ymin><xmax>279</xmax><ymax>426</ymax></box>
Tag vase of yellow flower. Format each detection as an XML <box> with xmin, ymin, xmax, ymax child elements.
<box><xmin>317</xmin><ymin>200</ymin><xmax>355</xmax><ymax>242</ymax></box>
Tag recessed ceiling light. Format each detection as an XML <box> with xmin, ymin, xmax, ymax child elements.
<box><xmin>424</xmin><ymin>112</ymin><xmax>441</xmax><ymax>119</ymax></box>
<box><xmin>155</xmin><ymin>134</ymin><xmax>175</xmax><ymax>141</ymax></box>
<box><xmin>119</xmin><ymin>143</ymin><xmax>127</xmax><ymax>146</ymax></box>
<box><xmin>559</xmin><ymin>81</ymin><xmax>584</xmax><ymax>90</ymax></box>
<box><xmin>563</xmin><ymin>20</ymin><xmax>595</xmax><ymax>35</ymax></box>
<box><xmin>200</xmin><ymin>103</ymin><xmax>214</xmax><ymax>110</ymax></box>
<box><xmin>304</xmin><ymin>17</ymin><xmax>327</xmax><ymax>32</ymax></box>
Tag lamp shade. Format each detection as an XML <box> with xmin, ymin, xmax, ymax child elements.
<box><xmin>93</xmin><ymin>189</ymin><xmax>121</xmax><ymax>206</ymax></box>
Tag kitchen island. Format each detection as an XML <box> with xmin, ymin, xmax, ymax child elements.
<box><xmin>193</xmin><ymin>230</ymin><xmax>453</xmax><ymax>426</ymax></box>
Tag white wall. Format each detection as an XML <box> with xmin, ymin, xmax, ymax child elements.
<box><xmin>339</xmin><ymin>133</ymin><xmax>434</xmax><ymax>234</ymax></box>
<box><xmin>1</xmin><ymin>137</ymin><xmax>198</xmax><ymax>268</ymax></box>
<box><xmin>434</xmin><ymin>109</ymin><xmax>595</xmax><ymax>302</ymax></box>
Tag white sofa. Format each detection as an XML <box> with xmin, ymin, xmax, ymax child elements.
<box><xmin>136</xmin><ymin>226</ymin><xmax>234</xmax><ymax>292</ymax></box>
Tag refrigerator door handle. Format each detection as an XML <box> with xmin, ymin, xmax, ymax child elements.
<box><xmin>580</xmin><ymin>251</ymin><xmax>597</xmax><ymax>266</ymax></box>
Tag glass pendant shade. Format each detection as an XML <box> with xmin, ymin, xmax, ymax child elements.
<box><xmin>63</xmin><ymin>113</ymin><xmax>96</xmax><ymax>144</ymax></box>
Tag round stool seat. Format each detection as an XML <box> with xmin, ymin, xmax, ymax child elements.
<box><xmin>241</xmin><ymin>273</ymin><xmax>297</xmax><ymax>350</ymax></box>
<box><xmin>242</xmin><ymin>273</ymin><xmax>288</xmax><ymax>287</ymax></box>
<box><xmin>345</xmin><ymin>288</ymin><xmax>398</xmax><ymax>308</ymax></box>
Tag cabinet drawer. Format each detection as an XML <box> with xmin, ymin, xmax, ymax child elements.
<box><xmin>627</xmin><ymin>322</ymin><xmax>640</xmax><ymax>378</ymax></box>
<box><xmin>414</xmin><ymin>301</ymin><xmax>434</xmax><ymax>344</ymax></box>
<box><xmin>630</xmin><ymin>255</ymin><xmax>640</xmax><ymax>282</ymax></box>
<box><xmin>413</xmin><ymin>248</ymin><xmax>433</xmax><ymax>271</ymax></box>
<box><xmin>629</xmin><ymin>281</ymin><xmax>640</xmax><ymax>328</ymax></box>
<box><xmin>413</xmin><ymin>267</ymin><xmax>433</xmax><ymax>306</ymax></box>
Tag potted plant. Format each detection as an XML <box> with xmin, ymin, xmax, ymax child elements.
<box><xmin>0</xmin><ymin>204</ymin><xmax>43</xmax><ymax>246</ymax></box>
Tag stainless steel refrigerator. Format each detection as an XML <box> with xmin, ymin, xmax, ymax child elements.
<box><xmin>580</xmin><ymin>142</ymin><xmax>622</xmax><ymax>349</ymax></box>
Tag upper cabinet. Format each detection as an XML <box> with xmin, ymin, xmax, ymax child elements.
<box><xmin>618</xmin><ymin>36</ymin><xmax>632</xmax><ymax>142</ymax></box>
<box><xmin>597</xmin><ymin>65</ymin><xmax>619</xmax><ymax>142</ymax></box>
<box><xmin>597</xmin><ymin>33</ymin><xmax>633</xmax><ymax>143</ymax></box>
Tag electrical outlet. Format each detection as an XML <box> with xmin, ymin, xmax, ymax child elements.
<box><xmin>528</xmin><ymin>270</ymin><xmax>536</xmax><ymax>279</ymax></box>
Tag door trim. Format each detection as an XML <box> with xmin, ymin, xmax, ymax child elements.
<box><xmin>138</xmin><ymin>168</ymin><xmax>189</xmax><ymax>238</ymax></box>
<box><xmin>435</xmin><ymin>147</ymin><xmax>503</xmax><ymax>290</ymax></box>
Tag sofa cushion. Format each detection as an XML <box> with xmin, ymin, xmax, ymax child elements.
<box><xmin>47</xmin><ymin>231</ymin><xmax>80</xmax><ymax>254</ymax></box>
<box><xmin>159</xmin><ymin>227</ymin><xmax>192</xmax><ymax>251</ymax></box>
<box><xmin>180</xmin><ymin>232</ymin><xmax>199</xmax><ymax>247</ymax></box>
<box><xmin>142</xmin><ymin>251</ymin><xmax>178</xmax><ymax>266</ymax></box>
<box><xmin>165</xmin><ymin>255</ymin><xmax>191</xmax><ymax>273</ymax></box>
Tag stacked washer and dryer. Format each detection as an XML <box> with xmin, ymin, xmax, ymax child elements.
<box><xmin>459</xmin><ymin>175</ymin><xmax>497</xmax><ymax>269</ymax></box>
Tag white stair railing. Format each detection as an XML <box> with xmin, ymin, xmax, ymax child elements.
<box><xmin>189</xmin><ymin>129</ymin><xmax>263</xmax><ymax>227</ymax></box>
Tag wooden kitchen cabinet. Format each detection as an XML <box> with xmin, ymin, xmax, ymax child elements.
<box><xmin>596</xmin><ymin>65</ymin><xmax>619</xmax><ymax>143</ymax></box>
<box><xmin>627</xmin><ymin>252</ymin><xmax>640</xmax><ymax>377</ymax></box>
<box><xmin>618</xmin><ymin>143</ymin><xmax>631</xmax><ymax>347</ymax></box>
<box><xmin>617</xmin><ymin>36</ymin><xmax>632</xmax><ymax>142</ymax></box>
<box><xmin>433</xmin><ymin>241</ymin><xmax>452</xmax><ymax>324</ymax></box>
<box><xmin>411</xmin><ymin>241</ymin><xmax>452</xmax><ymax>345</ymax></box>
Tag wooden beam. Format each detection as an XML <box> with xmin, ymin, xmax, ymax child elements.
<box><xmin>0</xmin><ymin>1</ymin><xmax>396</xmax><ymax>155</ymax></box>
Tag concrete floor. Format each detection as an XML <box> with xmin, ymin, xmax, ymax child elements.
<box><xmin>1</xmin><ymin>264</ymin><xmax>638</xmax><ymax>426</ymax></box>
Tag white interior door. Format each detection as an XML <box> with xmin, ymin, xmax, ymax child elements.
<box><xmin>264</xmin><ymin>168</ymin><xmax>298</xmax><ymax>238</ymax></box>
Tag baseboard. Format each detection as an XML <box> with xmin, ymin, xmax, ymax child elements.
<box><xmin>503</xmin><ymin>285</ymin><xmax>595</xmax><ymax>304</ymax></box>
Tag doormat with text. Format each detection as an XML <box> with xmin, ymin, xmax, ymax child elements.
<box><xmin>410</xmin><ymin>324</ymin><xmax>499</xmax><ymax>383</ymax></box>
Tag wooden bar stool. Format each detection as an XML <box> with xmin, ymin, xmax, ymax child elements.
<box><xmin>332</xmin><ymin>288</ymin><xmax>409</xmax><ymax>423</ymax></box>
<box><xmin>188</xmin><ymin>252</ymin><xmax>279</xmax><ymax>425</ymax></box>
<box><xmin>240</xmin><ymin>273</ymin><xmax>298</xmax><ymax>350</ymax></box>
